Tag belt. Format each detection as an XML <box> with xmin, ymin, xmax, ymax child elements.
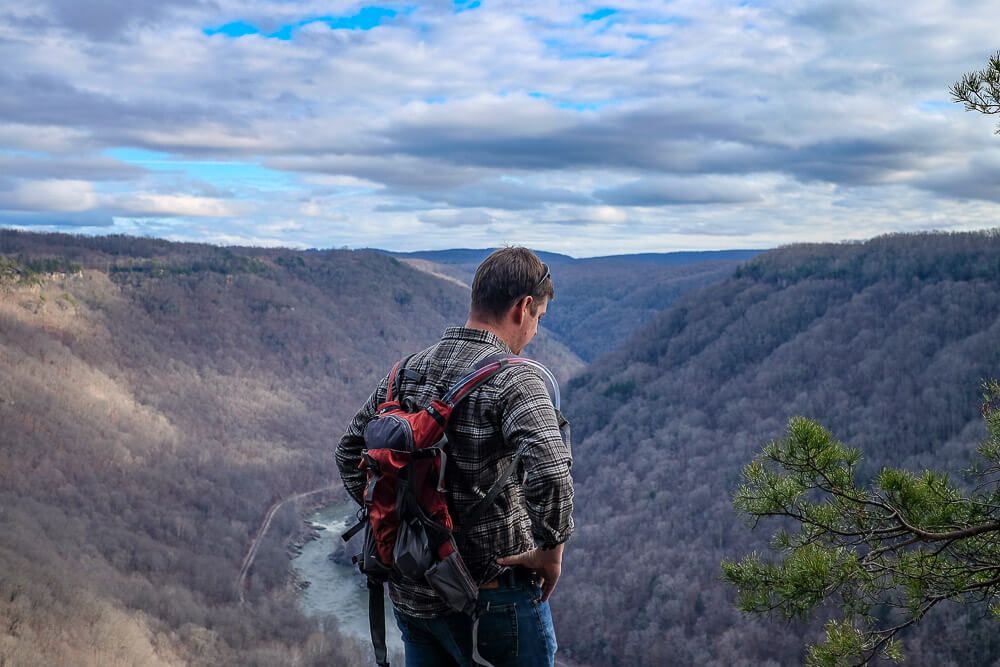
<box><xmin>479</xmin><ymin>566</ymin><xmax>534</xmax><ymax>590</ymax></box>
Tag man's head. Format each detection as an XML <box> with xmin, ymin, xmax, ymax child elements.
<box><xmin>467</xmin><ymin>247</ymin><xmax>553</xmax><ymax>354</ymax></box>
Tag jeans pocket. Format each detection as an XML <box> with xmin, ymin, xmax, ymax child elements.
<box><xmin>475</xmin><ymin>601</ymin><xmax>518</xmax><ymax>664</ymax></box>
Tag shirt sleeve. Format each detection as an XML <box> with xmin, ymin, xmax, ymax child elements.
<box><xmin>498</xmin><ymin>366</ymin><xmax>575</xmax><ymax>549</ymax></box>
<box><xmin>335</xmin><ymin>373</ymin><xmax>389</xmax><ymax>506</ymax></box>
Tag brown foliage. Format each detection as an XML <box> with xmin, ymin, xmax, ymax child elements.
<box><xmin>0</xmin><ymin>232</ymin><xmax>483</xmax><ymax>665</ymax></box>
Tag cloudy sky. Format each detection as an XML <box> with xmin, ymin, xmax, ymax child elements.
<box><xmin>1</xmin><ymin>0</ymin><xmax>999</xmax><ymax>256</ymax></box>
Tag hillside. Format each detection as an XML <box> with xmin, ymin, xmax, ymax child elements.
<box><xmin>390</xmin><ymin>248</ymin><xmax>761</xmax><ymax>360</ymax></box>
<box><xmin>557</xmin><ymin>230</ymin><xmax>1000</xmax><ymax>666</ymax></box>
<box><xmin>10</xmin><ymin>229</ymin><xmax>1000</xmax><ymax>666</ymax></box>
<box><xmin>0</xmin><ymin>231</ymin><xmax>581</xmax><ymax>666</ymax></box>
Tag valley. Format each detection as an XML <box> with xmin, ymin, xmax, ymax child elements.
<box><xmin>2</xmin><ymin>229</ymin><xmax>999</xmax><ymax>665</ymax></box>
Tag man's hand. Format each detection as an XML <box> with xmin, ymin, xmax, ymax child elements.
<box><xmin>497</xmin><ymin>543</ymin><xmax>564</xmax><ymax>601</ymax></box>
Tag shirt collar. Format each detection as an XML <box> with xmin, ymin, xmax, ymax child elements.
<box><xmin>442</xmin><ymin>326</ymin><xmax>513</xmax><ymax>354</ymax></box>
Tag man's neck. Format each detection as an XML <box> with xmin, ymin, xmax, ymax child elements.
<box><xmin>464</xmin><ymin>317</ymin><xmax>518</xmax><ymax>353</ymax></box>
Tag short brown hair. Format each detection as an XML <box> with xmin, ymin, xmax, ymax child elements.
<box><xmin>470</xmin><ymin>247</ymin><xmax>554</xmax><ymax>321</ymax></box>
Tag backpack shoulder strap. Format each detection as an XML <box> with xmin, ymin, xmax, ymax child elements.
<box><xmin>384</xmin><ymin>358</ymin><xmax>404</xmax><ymax>404</ymax></box>
<box><xmin>471</xmin><ymin>353</ymin><xmax>561</xmax><ymax>409</ymax></box>
<box><xmin>385</xmin><ymin>353</ymin><xmax>418</xmax><ymax>403</ymax></box>
<box><xmin>439</xmin><ymin>357</ymin><xmax>510</xmax><ymax>407</ymax></box>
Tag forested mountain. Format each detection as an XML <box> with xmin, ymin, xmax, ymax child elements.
<box><xmin>9</xmin><ymin>228</ymin><xmax>1000</xmax><ymax>667</ymax></box>
<box><xmin>540</xmin><ymin>251</ymin><xmax>760</xmax><ymax>361</ymax></box>
<box><xmin>0</xmin><ymin>230</ymin><xmax>584</xmax><ymax>666</ymax></box>
<box><xmin>390</xmin><ymin>248</ymin><xmax>761</xmax><ymax>360</ymax></box>
<box><xmin>557</xmin><ymin>230</ymin><xmax>1000</xmax><ymax>666</ymax></box>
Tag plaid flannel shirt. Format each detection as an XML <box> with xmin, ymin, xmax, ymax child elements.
<box><xmin>335</xmin><ymin>326</ymin><xmax>575</xmax><ymax>618</ymax></box>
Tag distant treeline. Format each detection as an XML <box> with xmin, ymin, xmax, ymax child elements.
<box><xmin>0</xmin><ymin>254</ymin><xmax>82</xmax><ymax>284</ymax></box>
<box><xmin>108</xmin><ymin>255</ymin><xmax>268</xmax><ymax>277</ymax></box>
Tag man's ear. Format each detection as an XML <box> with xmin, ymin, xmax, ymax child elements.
<box><xmin>511</xmin><ymin>296</ymin><xmax>530</xmax><ymax>325</ymax></box>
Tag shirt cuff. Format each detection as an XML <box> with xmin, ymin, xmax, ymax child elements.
<box><xmin>532</xmin><ymin>519</ymin><xmax>574</xmax><ymax>550</ymax></box>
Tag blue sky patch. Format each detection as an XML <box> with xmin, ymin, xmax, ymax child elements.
<box><xmin>203</xmin><ymin>20</ymin><xmax>261</xmax><ymax>37</ymax></box>
<box><xmin>582</xmin><ymin>8</ymin><xmax>617</xmax><ymax>22</ymax></box>
<box><xmin>643</xmin><ymin>14</ymin><xmax>690</xmax><ymax>26</ymax></box>
<box><xmin>453</xmin><ymin>0</ymin><xmax>481</xmax><ymax>12</ymax></box>
<box><xmin>105</xmin><ymin>148</ymin><xmax>293</xmax><ymax>194</ymax></box>
<box><xmin>528</xmin><ymin>91</ymin><xmax>615</xmax><ymax>111</ymax></box>
<box><xmin>0</xmin><ymin>148</ymin><xmax>49</xmax><ymax>159</ymax></box>
<box><xmin>105</xmin><ymin>147</ymin><xmax>172</xmax><ymax>163</ymax></box>
<box><xmin>918</xmin><ymin>100</ymin><xmax>954</xmax><ymax>112</ymax></box>
<box><xmin>204</xmin><ymin>6</ymin><xmax>403</xmax><ymax>41</ymax></box>
<box><xmin>322</xmin><ymin>6</ymin><xmax>400</xmax><ymax>30</ymax></box>
<box><xmin>625</xmin><ymin>32</ymin><xmax>656</xmax><ymax>42</ymax></box>
<box><xmin>542</xmin><ymin>38</ymin><xmax>612</xmax><ymax>59</ymax></box>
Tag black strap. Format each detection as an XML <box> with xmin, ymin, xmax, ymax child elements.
<box><xmin>396</xmin><ymin>465</ymin><xmax>452</xmax><ymax>549</ymax></box>
<box><xmin>455</xmin><ymin>448</ymin><xmax>524</xmax><ymax>544</ymax></box>
<box><xmin>342</xmin><ymin>515</ymin><xmax>366</xmax><ymax>542</ymax></box>
<box><xmin>365</xmin><ymin>470</ymin><xmax>382</xmax><ymax>504</ymax></box>
<box><xmin>426</xmin><ymin>403</ymin><xmax>446</xmax><ymax>427</ymax></box>
<box><xmin>368</xmin><ymin>578</ymin><xmax>389</xmax><ymax>667</ymax></box>
<box><xmin>389</xmin><ymin>353</ymin><xmax>416</xmax><ymax>403</ymax></box>
<box><xmin>402</xmin><ymin>367</ymin><xmax>425</xmax><ymax>383</ymax></box>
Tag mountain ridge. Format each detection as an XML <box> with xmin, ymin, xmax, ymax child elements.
<box><xmin>0</xmin><ymin>230</ymin><xmax>742</xmax><ymax>665</ymax></box>
<box><xmin>556</xmin><ymin>229</ymin><xmax>1000</xmax><ymax>666</ymax></box>
<box><xmin>9</xmin><ymin>229</ymin><xmax>999</xmax><ymax>664</ymax></box>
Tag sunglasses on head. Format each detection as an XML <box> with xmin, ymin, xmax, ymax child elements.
<box><xmin>529</xmin><ymin>263</ymin><xmax>550</xmax><ymax>296</ymax></box>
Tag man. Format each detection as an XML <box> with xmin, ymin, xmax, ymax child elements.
<box><xmin>336</xmin><ymin>247</ymin><xmax>574</xmax><ymax>667</ymax></box>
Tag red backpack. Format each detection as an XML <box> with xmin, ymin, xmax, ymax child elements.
<box><xmin>342</xmin><ymin>353</ymin><xmax>560</xmax><ymax>667</ymax></box>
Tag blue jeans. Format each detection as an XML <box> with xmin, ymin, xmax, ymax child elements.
<box><xmin>392</xmin><ymin>581</ymin><xmax>557</xmax><ymax>667</ymax></box>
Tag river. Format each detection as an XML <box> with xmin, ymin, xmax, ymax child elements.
<box><xmin>293</xmin><ymin>502</ymin><xmax>404</xmax><ymax>658</ymax></box>
<box><xmin>295</xmin><ymin>503</ymin><xmax>579</xmax><ymax>667</ymax></box>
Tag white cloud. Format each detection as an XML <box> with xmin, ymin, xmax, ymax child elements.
<box><xmin>590</xmin><ymin>206</ymin><xmax>627</xmax><ymax>224</ymax></box>
<box><xmin>1</xmin><ymin>179</ymin><xmax>98</xmax><ymax>212</ymax></box>
<box><xmin>1</xmin><ymin>0</ymin><xmax>999</xmax><ymax>253</ymax></box>
<box><xmin>112</xmin><ymin>193</ymin><xmax>245</xmax><ymax>217</ymax></box>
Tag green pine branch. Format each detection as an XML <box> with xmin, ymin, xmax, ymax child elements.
<box><xmin>951</xmin><ymin>50</ymin><xmax>1000</xmax><ymax>133</ymax></box>
<box><xmin>723</xmin><ymin>380</ymin><xmax>1000</xmax><ymax>666</ymax></box>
